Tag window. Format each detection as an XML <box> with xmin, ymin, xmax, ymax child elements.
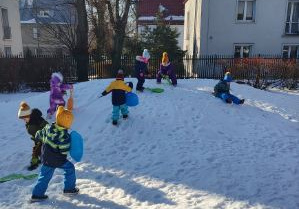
<box><xmin>234</xmin><ymin>44</ymin><xmax>252</xmax><ymax>58</ymax></box>
<box><xmin>4</xmin><ymin>46</ymin><xmax>12</xmax><ymax>56</ymax></box>
<box><xmin>285</xmin><ymin>1</ymin><xmax>299</xmax><ymax>34</ymax></box>
<box><xmin>1</xmin><ymin>8</ymin><xmax>11</xmax><ymax>39</ymax></box>
<box><xmin>33</xmin><ymin>28</ymin><xmax>40</xmax><ymax>39</ymax></box>
<box><xmin>38</xmin><ymin>10</ymin><xmax>50</xmax><ymax>17</ymax></box>
<box><xmin>283</xmin><ymin>45</ymin><xmax>299</xmax><ymax>58</ymax></box>
<box><xmin>237</xmin><ymin>0</ymin><xmax>256</xmax><ymax>22</ymax></box>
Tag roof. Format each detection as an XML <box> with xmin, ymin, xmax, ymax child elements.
<box><xmin>137</xmin><ymin>0</ymin><xmax>185</xmax><ymax>16</ymax></box>
<box><xmin>137</xmin><ymin>0</ymin><xmax>185</xmax><ymax>25</ymax></box>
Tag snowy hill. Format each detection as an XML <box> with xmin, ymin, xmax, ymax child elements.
<box><xmin>0</xmin><ymin>79</ymin><xmax>298</xmax><ymax>209</ymax></box>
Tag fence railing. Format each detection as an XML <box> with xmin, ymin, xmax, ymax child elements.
<box><xmin>0</xmin><ymin>54</ymin><xmax>298</xmax><ymax>92</ymax></box>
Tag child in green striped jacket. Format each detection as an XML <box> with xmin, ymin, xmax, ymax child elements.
<box><xmin>31</xmin><ymin>106</ymin><xmax>79</xmax><ymax>202</ymax></box>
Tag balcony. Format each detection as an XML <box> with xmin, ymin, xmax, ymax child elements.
<box><xmin>3</xmin><ymin>26</ymin><xmax>11</xmax><ymax>40</ymax></box>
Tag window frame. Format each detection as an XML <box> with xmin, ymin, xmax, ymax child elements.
<box><xmin>282</xmin><ymin>44</ymin><xmax>299</xmax><ymax>58</ymax></box>
<box><xmin>234</xmin><ymin>44</ymin><xmax>254</xmax><ymax>58</ymax></box>
<box><xmin>285</xmin><ymin>1</ymin><xmax>299</xmax><ymax>35</ymax></box>
<box><xmin>236</xmin><ymin>0</ymin><xmax>256</xmax><ymax>23</ymax></box>
<box><xmin>4</xmin><ymin>46</ymin><xmax>12</xmax><ymax>57</ymax></box>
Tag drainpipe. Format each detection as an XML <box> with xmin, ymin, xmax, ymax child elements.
<box><xmin>206</xmin><ymin>0</ymin><xmax>210</xmax><ymax>54</ymax></box>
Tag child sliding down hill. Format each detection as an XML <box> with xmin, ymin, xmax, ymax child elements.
<box><xmin>213</xmin><ymin>72</ymin><xmax>245</xmax><ymax>105</ymax></box>
<box><xmin>101</xmin><ymin>70</ymin><xmax>133</xmax><ymax>125</ymax></box>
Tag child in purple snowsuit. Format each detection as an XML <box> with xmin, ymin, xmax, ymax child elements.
<box><xmin>157</xmin><ymin>52</ymin><xmax>177</xmax><ymax>86</ymax></box>
<box><xmin>47</xmin><ymin>72</ymin><xmax>73</xmax><ymax>118</ymax></box>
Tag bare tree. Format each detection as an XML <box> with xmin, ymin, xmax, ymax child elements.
<box><xmin>105</xmin><ymin>0</ymin><xmax>133</xmax><ymax>73</ymax></box>
<box><xmin>87</xmin><ymin>0</ymin><xmax>112</xmax><ymax>58</ymax></box>
<box><xmin>33</xmin><ymin>0</ymin><xmax>89</xmax><ymax>81</ymax></box>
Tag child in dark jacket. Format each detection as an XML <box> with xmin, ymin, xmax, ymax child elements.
<box><xmin>18</xmin><ymin>102</ymin><xmax>48</xmax><ymax>171</ymax></box>
<box><xmin>135</xmin><ymin>49</ymin><xmax>150</xmax><ymax>92</ymax></box>
<box><xmin>102</xmin><ymin>70</ymin><xmax>133</xmax><ymax>125</ymax></box>
<box><xmin>214</xmin><ymin>72</ymin><xmax>245</xmax><ymax>104</ymax></box>
<box><xmin>31</xmin><ymin>106</ymin><xmax>78</xmax><ymax>201</ymax></box>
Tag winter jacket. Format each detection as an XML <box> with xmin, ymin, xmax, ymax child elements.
<box><xmin>26</xmin><ymin>109</ymin><xmax>48</xmax><ymax>142</ymax></box>
<box><xmin>102</xmin><ymin>80</ymin><xmax>133</xmax><ymax>106</ymax></box>
<box><xmin>159</xmin><ymin>62</ymin><xmax>175</xmax><ymax>75</ymax></box>
<box><xmin>214</xmin><ymin>79</ymin><xmax>230</xmax><ymax>97</ymax></box>
<box><xmin>35</xmin><ymin>123</ymin><xmax>71</xmax><ymax>168</ymax></box>
<box><xmin>135</xmin><ymin>56</ymin><xmax>148</xmax><ymax>77</ymax></box>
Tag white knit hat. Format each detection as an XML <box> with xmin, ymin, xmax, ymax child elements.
<box><xmin>142</xmin><ymin>49</ymin><xmax>150</xmax><ymax>60</ymax></box>
<box><xmin>51</xmin><ymin>72</ymin><xmax>63</xmax><ymax>82</ymax></box>
<box><xmin>18</xmin><ymin>101</ymin><xmax>32</xmax><ymax>118</ymax></box>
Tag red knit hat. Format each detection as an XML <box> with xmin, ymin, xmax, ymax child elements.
<box><xmin>116</xmin><ymin>69</ymin><xmax>124</xmax><ymax>80</ymax></box>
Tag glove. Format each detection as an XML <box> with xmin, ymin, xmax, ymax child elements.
<box><xmin>126</xmin><ymin>82</ymin><xmax>133</xmax><ymax>89</ymax></box>
<box><xmin>139</xmin><ymin>73</ymin><xmax>144</xmax><ymax>77</ymax></box>
<box><xmin>31</xmin><ymin>157</ymin><xmax>40</xmax><ymax>165</ymax></box>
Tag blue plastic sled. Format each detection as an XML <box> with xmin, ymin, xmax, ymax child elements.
<box><xmin>126</xmin><ymin>92</ymin><xmax>139</xmax><ymax>107</ymax></box>
<box><xmin>70</xmin><ymin>131</ymin><xmax>84</xmax><ymax>162</ymax></box>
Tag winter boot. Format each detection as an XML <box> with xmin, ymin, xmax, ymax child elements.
<box><xmin>112</xmin><ymin>120</ymin><xmax>118</xmax><ymax>125</ymax></box>
<box><xmin>123</xmin><ymin>115</ymin><xmax>128</xmax><ymax>119</ymax></box>
<box><xmin>239</xmin><ymin>99</ymin><xmax>245</xmax><ymax>104</ymax></box>
<box><xmin>30</xmin><ymin>195</ymin><xmax>48</xmax><ymax>202</ymax></box>
<box><xmin>63</xmin><ymin>187</ymin><xmax>79</xmax><ymax>195</ymax></box>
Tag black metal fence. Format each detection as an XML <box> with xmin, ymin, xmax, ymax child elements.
<box><xmin>0</xmin><ymin>54</ymin><xmax>298</xmax><ymax>92</ymax></box>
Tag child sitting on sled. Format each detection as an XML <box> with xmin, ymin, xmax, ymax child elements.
<box><xmin>157</xmin><ymin>52</ymin><xmax>177</xmax><ymax>86</ymax></box>
<box><xmin>213</xmin><ymin>72</ymin><xmax>245</xmax><ymax>104</ymax></box>
<box><xmin>47</xmin><ymin>72</ymin><xmax>73</xmax><ymax>118</ymax></box>
<box><xmin>31</xmin><ymin>106</ymin><xmax>79</xmax><ymax>201</ymax></box>
<box><xmin>101</xmin><ymin>70</ymin><xmax>133</xmax><ymax>125</ymax></box>
<box><xmin>18</xmin><ymin>102</ymin><xmax>48</xmax><ymax>170</ymax></box>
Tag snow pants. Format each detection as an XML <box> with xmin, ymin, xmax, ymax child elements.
<box><xmin>32</xmin><ymin>160</ymin><xmax>76</xmax><ymax>196</ymax></box>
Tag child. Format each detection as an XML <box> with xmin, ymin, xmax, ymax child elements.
<box><xmin>31</xmin><ymin>106</ymin><xmax>78</xmax><ymax>201</ymax></box>
<box><xmin>18</xmin><ymin>102</ymin><xmax>48</xmax><ymax>170</ymax></box>
<box><xmin>214</xmin><ymin>72</ymin><xmax>245</xmax><ymax>104</ymax></box>
<box><xmin>47</xmin><ymin>72</ymin><xmax>73</xmax><ymax>118</ymax></box>
<box><xmin>135</xmin><ymin>49</ymin><xmax>150</xmax><ymax>92</ymax></box>
<box><xmin>157</xmin><ymin>52</ymin><xmax>177</xmax><ymax>86</ymax></box>
<box><xmin>101</xmin><ymin>70</ymin><xmax>133</xmax><ymax>125</ymax></box>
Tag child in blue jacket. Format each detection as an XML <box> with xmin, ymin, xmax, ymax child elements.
<box><xmin>102</xmin><ymin>70</ymin><xmax>133</xmax><ymax>125</ymax></box>
<box><xmin>31</xmin><ymin>106</ymin><xmax>78</xmax><ymax>201</ymax></box>
<box><xmin>214</xmin><ymin>72</ymin><xmax>245</xmax><ymax>104</ymax></box>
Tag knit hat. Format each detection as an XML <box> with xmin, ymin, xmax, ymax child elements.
<box><xmin>162</xmin><ymin>52</ymin><xmax>169</xmax><ymax>66</ymax></box>
<box><xmin>142</xmin><ymin>49</ymin><xmax>150</xmax><ymax>61</ymax></box>
<box><xmin>51</xmin><ymin>72</ymin><xmax>63</xmax><ymax>82</ymax></box>
<box><xmin>56</xmin><ymin>106</ymin><xmax>74</xmax><ymax>129</ymax></box>
<box><xmin>18</xmin><ymin>101</ymin><xmax>32</xmax><ymax>118</ymax></box>
<box><xmin>224</xmin><ymin>72</ymin><xmax>232</xmax><ymax>82</ymax></box>
<box><xmin>116</xmin><ymin>69</ymin><xmax>124</xmax><ymax>80</ymax></box>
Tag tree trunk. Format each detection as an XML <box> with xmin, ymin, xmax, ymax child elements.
<box><xmin>75</xmin><ymin>0</ymin><xmax>89</xmax><ymax>82</ymax></box>
<box><xmin>111</xmin><ymin>30</ymin><xmax>125</xmax><ymax>75</ymax></box>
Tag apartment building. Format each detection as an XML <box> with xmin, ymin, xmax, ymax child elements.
<box><xmin>184</xmin><ymin>0</ymin><xmax>299</xmax><ymax>58</ymax></box>
<box><xmin>0</xmin><ymin>0</ymin><xmax>23</xmax><ymax>56</ymax></box>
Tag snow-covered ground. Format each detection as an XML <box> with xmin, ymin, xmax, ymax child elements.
<box><xmin>0</xmin><ymin>79</ymin><xmax>298</xmax><ymax>209</ymax></box>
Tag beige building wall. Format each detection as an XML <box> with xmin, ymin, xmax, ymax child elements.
<box><xmin>21</xmin><ymin>23</ymin><xmax>67</xmax><ymax>55</ymax></box>
<box><xmin>0</xmin><ymin>0</ymin><xmax>23</xmax><ymax>56</ymax></box>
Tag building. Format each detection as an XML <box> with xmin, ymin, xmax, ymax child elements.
<box><xmin>184</xmin><ymin>0</ymin><xmax>299</xmax><ymax>58</ymax></box>
<box><xmin>19</xmin><ymin>0</ymin><xmax>71</xmax><ymax>56</ymax></box>
<box><xmin>0</xmin><ymin>0</ymin><xmax>23</xmax><ymax>56</ymax></box>
<box><xmin>137</xmin><ymin>0</ymin><xmax>185</xmax><ymax>49</ymax></box>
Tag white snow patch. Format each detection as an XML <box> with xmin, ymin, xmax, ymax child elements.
<box><xmin>0</xmin><ymin>79</ymin><xmax>298</xmax><ymax>209</ymax></box>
